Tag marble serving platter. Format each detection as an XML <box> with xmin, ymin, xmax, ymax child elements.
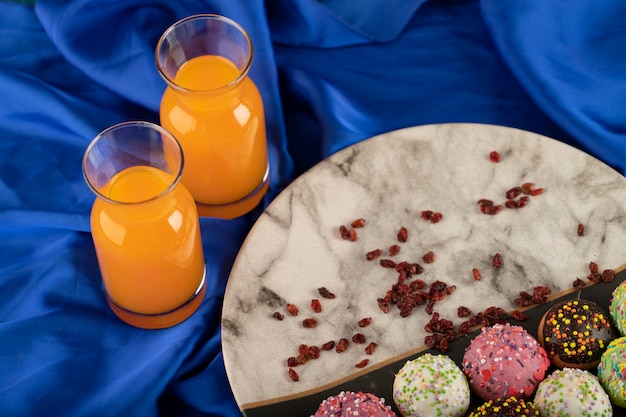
<box><xmin>221</xmin><ymin>123</ymin><xmax>626</xmax><ymax>416</ymax></box>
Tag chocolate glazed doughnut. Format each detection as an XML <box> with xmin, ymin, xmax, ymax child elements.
<box><xmin>537</xmin><ymin>299</ymin><xmax>615</xmax><ymax>370</ymax></box>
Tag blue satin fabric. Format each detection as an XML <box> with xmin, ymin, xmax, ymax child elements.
<box><xmin>1</xmin><ymin>1</ymin><xmax>625</xmax><ymax>416</ymax></box>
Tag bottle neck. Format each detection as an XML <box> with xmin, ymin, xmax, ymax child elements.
<box><xmin>168</xmin><ymin>81</ymin><xmax>245</xmax><ymax>112</ymax></box>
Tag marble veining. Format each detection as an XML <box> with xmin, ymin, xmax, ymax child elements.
<box><xmin>221</xmin><ymin>123</ymin><xmax>626</xmax><ymax>408</ymax></box>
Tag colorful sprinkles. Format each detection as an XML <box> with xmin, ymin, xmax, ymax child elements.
<box><xmin>610</xmin><ymin>281</ymin><xmax>626</xmax><ymax>336</ymax></box>
<box><xmin>534</xmin><ymin>368</ymin><xmax>612</xmax><ymax>417</ymax></box>
<box><xmin>312</xmin><ymin>391</ymin><xmax>396</xmax><ymax>417</ymax></box>
<box><xmin>461</xmin><ymin>323</ymin><xmax>550</xmax><ymax>401</ymax></box>
<box><xmin>468</xmin><ymin>396</ymin><xmax>540</xmax><ymax>417</ymax></box>
<box><xmin>540</xmin><ymin>299</ymin><xmax>614</xmax><ymax>368</ymax></box>
<box><xmin>393</xmin><ymin>353</ymin><xmax>470</xmax><ymax>417</ymax></box>
<box><xmin>597</xmin><ymin>336</ymin><xmax>626</xmax><ymax>408</ymax></box>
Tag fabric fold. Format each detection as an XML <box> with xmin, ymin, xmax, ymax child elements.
<box><xmin>267</xmin><ymin>0</ymin><xmax>427</xmax><ymax>47</ymax></box>
<box><xmin>481</xmin><ymin>0</ymin><xmax>626</xmax><ymax>174</ymax></box>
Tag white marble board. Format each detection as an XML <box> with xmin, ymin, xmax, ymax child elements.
<box><xmin>221</xmin><ymin>123</ymin><xmax>626</xmax><ymax>413</ymax></box>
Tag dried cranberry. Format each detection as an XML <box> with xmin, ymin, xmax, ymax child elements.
<box><xmin>365</xmin><ymin>342</ymin><xmax>377</xmax><ymax>355</ymax></box>
<box><xmin>514</xmin><ymin>295</ymin><xmax>532</xmax><ymax>307</ymax></box>
<box><xmin>307</xmin><ymin>345</ymin><xmax>320</xmax><ymax>359</ymax></box>
<box><xmin>358</xmin><ymin>317</ymin><xmax>372</xmax><ymax>327</ymax></box>
<box><xmin>505</xmin><ymin>186</ymin><xmax>522</xmax><ymax>199</ymax></box>
<box><xmin>478</xmin><ymin>199</ymin><xmax>502</xmax><ymax>215</ymax></box>
<box><xmin>310</xmin><ymin>299</ymin><xmax>322</xmax><ymax>313</ymax></box>
<box><xmin>273</xmin><ymin>311</ymin><xmax>285</xmax><ymax>321</ymax></box>
<box><xmin>457</xmin><ymin>306</ymin><xmax>472</xmax><ymax>317</ymax></box>
<box><xmin>389</xmin><ymin>244</ymin><xmax>401</xmax><ymax>256</ymax></box>
<box><xmin>366</xmin><ymin>249</ymin><xmax>383</xmax><ymax>261</ymax></box>
<box><xmin>530</xmin><ymin>188</ymin><xmax>543</xmax><ymax>196</ymax></box>
<box><xmin>430</xmin><ymin>212</ymin><xmax>443</xmax><ymax>223</ymax></box>
<box><xmin>531</xmin><ymin>286</ymin><xmax>550</xmax><ymax>304</ymax></box>
<box><xmin>492</xmin><ymin>253</ymin><xmax>503</xmax><ymax>269</ymax></box>
<box><xmin>348</xmin><ymin>228</ymin><xmax>357</xmax><ymax>241</ymax></box>
<box><xmin>517</xmin><ymin>196</ymin><xmax>530</xmax><ymax>208</ymax></box>
<box><xmin>352</xmin><ymin>333</ymin><xmax>366</xmax><ymax>344</ymax></box>
<box><xmin>588</xmin><ymin>272</ymin><xmax>602</xmax><ymax>283</ymax></box>
<box><xmin>511</xmin><ymin>310</ymin><xmax>529</xmax><ymax>321</ymax></box>
<box><xmin>286</xmin><ymin>304</ymin><xmax>299</xmax><ymax>316</ymax></box>
<box><xmin>421</xmin><ymin>210</ymin><xmax>433</xmax><ymax>221</ymax></box>
<box><xmin>577</xmin><ymin>223</ymin><xmax>585</xmax><ymax>237</ymax></box>
<box><xmin>336</xmin><ymin>338</ymin><xmax>349</xmax><ymax>353</ymax></box>
<box><xmin>380</xmin><ymin>259</ymin><xmax>396</xmax><ymax>268</ymax></box>
<box><xmin>602</xmin><ymin>269</ymin><xmax>616</xmax><ymax>283</ymax></box>
<box><xmin>321</xmin><ymin>341</ymin><xmax>335</xmax><ymax>351</ymax></box>
<box><xmin>355</xmin><ymin>359</ymin><xmax>369</xmax><ymax>368</ymax></box>
<box><xmin>572</xmin><ymin>278</ymin><xmax>586</xmax><ymax>290</ymax></box>
<box><xmin>302</xmin><ymin>318</ymin><xmax>317</xmax><ymax>328</ymax></box>
<box><xmin>589</xmin><ymin>261</ymin><xmax>599</xmax><ymax>274</ymax></box>
<box><xmin>377</xmin><ymin>298</ymin><xmax>390</xmax><ymax>313</ymax></box>
<box><xmin>521</xmin><ymin>182</ymin><xmax>534</xmax><ymax>195</ymax></box>
<box><xmin>425</xmin><ymin>300</ymin><xmax>436</xmax><ymax>315</ymax></box>
<box><xmin>422</xmin><ymin>251</ymin><xmax>435</xmax><ymax>264</ymax></box>
<box><xmin>489</xmin><ymin>150</ymin><xmax>500</xmax><ymax>162</ymax></box>
<box><xmin>288</xmin><ymin>368</ymin><xmax>299</xmax><ymax>382</ymax></box>
<box><xmin>339</xmin><ymin>225</ymin><xmax>350</xmax><ymax>240</ymax></box>
<box><xmin>351</xmin><ymin>218</ymin><xmax>366</xmax><ymax>228</ymax></box>
<box><xmin>399</xmin><ymin>304</ymin><xmax>414</xmax><ymax>317</ymax></box>
<box><xmin>397</xmin><ymin>227</ymin><xmax>408</xmax><ymax>242</ymax></box>
<box><xmin>318</xmin><ymin>287</ymin><xmax>336</xmax><ymax>299</ymax></box>
<box><xmin>409</xmin><ymin>263</ymin><xmax>423</xmax><ymax>275</ymax></box>
<box><xmin>472</xmin><ymin>268</ymin><xmax>481</xmax><ymax>281</ymax></box>
<box><xmin>409</xmin><ymin>279</ymin><xmax>427</xmax><ymax>291</ymax></box>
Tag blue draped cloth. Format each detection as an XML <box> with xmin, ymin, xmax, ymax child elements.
<box><xmin>1</xmin><ymin>0</ymin><xmax>625</xmax><ymax>415</ymax></box>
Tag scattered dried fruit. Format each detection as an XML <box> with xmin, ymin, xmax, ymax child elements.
<box><xmin>380</xmin><ymin>259</ymin><xmax>396</xmax><ymax>268</ymax></box>
<box><xmin>489</xmin><ymin>150</ymin><xmax>500</xmax><ymax>162</ymax></box>
<box><xmin>397</xmin><ymin>227</ymin><xmax>408</xmax><ymax>242</ymax></box>
<box><xmin>457</xmin><ymin>306</ymin><xmax>472</xmax><ymax>317</ymax></box>
<box><xmin>573</xmin><ymin>278</ymin><xmax>586</xmax><ymax>290</ymax></box>
<box><xmin>366</xmin><ymin>249</ymin><xmax>383</xmax><ymax>261</ymax></box>
<box><xmin>472</xmin><ymin>268</ymin><xmax>481</xmax><ymax>281</ymax></box>
<box><xmin>492</xmin><ymin>253</ymin><xmax>503</xmax><ymax>269</ymax></box>
<box><xmin>272</xmin><ymin>311</ymin><xmax>284</xmax><ymax>321</ymax></box>
<box><xmin>511</xmin><ymin>310</ymin><xmax>529</xmax><ymax>321</ymax></box>
<box><xmin>355</xmin><ymin>359</ymin><xmax>370</xmax><ymax>368</ymax></box>
<box><xmin>602</xmin><ymin>269</ymin><xmax>616</xmax><ymax>283</ymax></box>
<box><xmin>358</xmin><ymin>317</ymin><xmax>372</xmax><ymax>328</ymax></box>
<box><xmin>311</xmin><ymin>299</ymin><xmax>322</xmax><ymax>313</ymax></box>
<box><xmin>339</xmin><ymin>225</ymin><xmax>350</xmax><ymax>240</ymax></box>
<box><xmin>302</xmin><ymin>318</ymin><xmax>318</xmax><ymax>328</ymax></box>
<box><xmin>321</xmin><ymin>341</ymin><xmax>335</xmax><ymax>351</ymax></box>
<box><xmin>505</xmin><ymin>187</ymin><xmax>522</xmax><ymax>200</ymax></box>
<box><xmin>336</xmin><ymin>338</ymin><xmax>349</xmax><ymax>353</ymax></box>
<box><xmin>318</xmin><ymin>287</ymin><xmax>336</xmax><ymax>299</ymax></box>
<box><xmin>286</xmin><ymin>304</ymin><xmax>299</xmax><ymax>316</ymax></box>
<box><xmin>421</xmin><ymin>210</ymin><xmax>443</xmax><ymax>223</ymax></box>
<box><xmin>365</xmin><ymin>342</ymin><xmax>377</xmax><ymax>355</ymax></box>
<box><xmin>351</xmin><ymin>218</ymin><xmax>366</xmax><ymax>228</ymax></box>
<box><xmin>422</xmin><ymin>251</ymin><xmax>435</xmax><ymax>264</ymax></box>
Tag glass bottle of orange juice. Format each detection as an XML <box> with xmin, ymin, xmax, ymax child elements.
<box><xmin>156</xmin><ymin>14</ymin><xmax>269</xmax><ymax>219</ymax></box>
<box><xmin>83</xmin><ymin>121</ymin><xmax>206</xmax><ymax>329</ymax></box>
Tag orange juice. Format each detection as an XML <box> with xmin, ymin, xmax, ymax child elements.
<box><xmin>90</xmin><ymin>165</ymin><xmax>205</xmax><ymax>328</ymax></box>
<box><xmin>160</xmin><ymin>55</ymin><xmax>269</xmax><ymax>219</ymax></box>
